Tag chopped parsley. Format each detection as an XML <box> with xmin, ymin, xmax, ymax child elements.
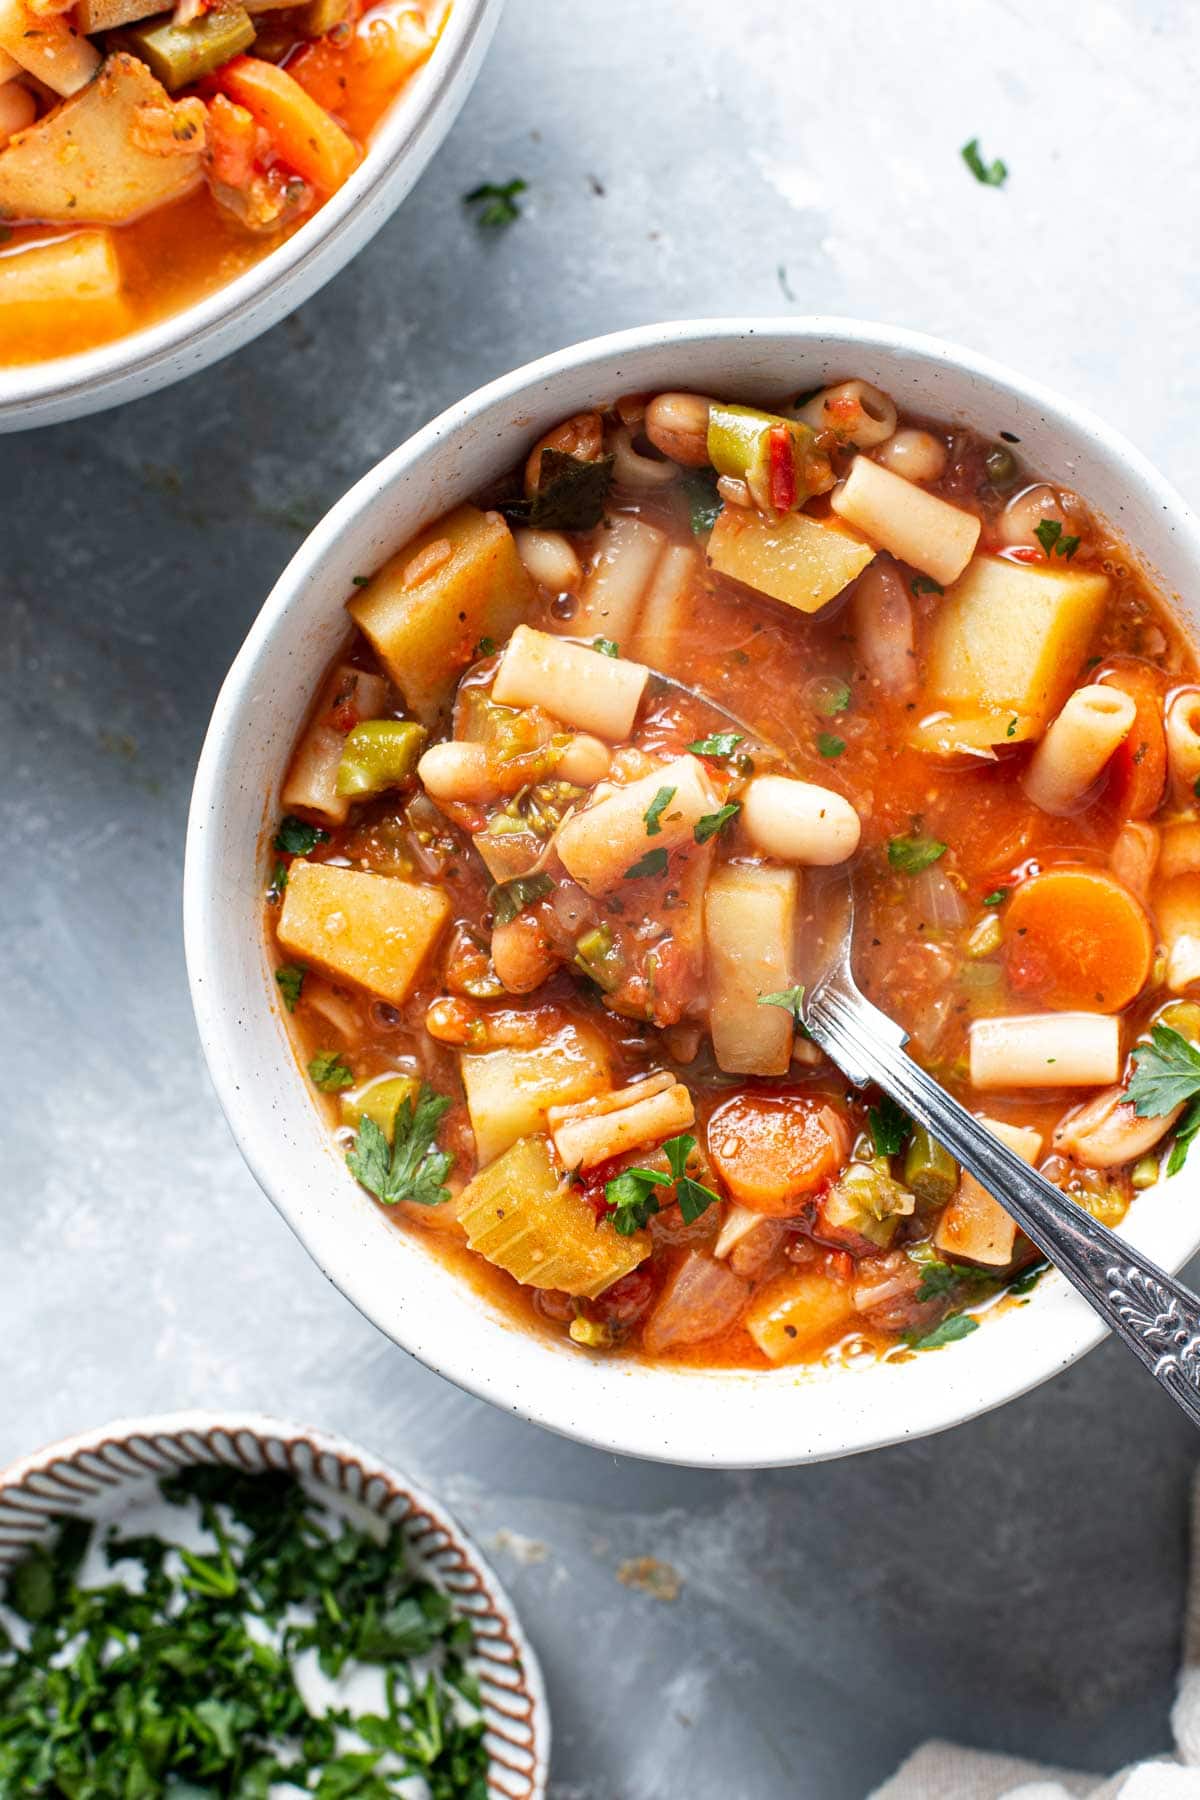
<box><xmin>982</xmin><ymin>888</ymin><xmax>1009</xmax><ymax>907</ymax></box>
<box><xmin>643</xmin><ymin>785</ymin><xmax>677</xmax><ymax>836</ymax></box>
<box><xmin>911</xmin><ymin>575</ymin><xmax>944</xmax><ymax>596</ymax></box>
<box><xmin>275</xmin><ymin>964</ymin><xmax>307</xmax><ymax>1012</ymax></box>
<box><xmin>624</xmin><ymin>846</ymin><xmax>669</xmax><ymax>880</ymax></box>
<box><xmin>605</xmin><ymin>1133</ymin><xmax>721</xmax><ymax>1235</ymax></box>
<box><xmin>757</xmin><ymin>985</ymin><xmax>805</xmax><ymax>1026</ymax></box>
<box><xmin>351</xmin><ymin>573</ymin><xmax>370</xmax><ymax>587</ymax></box>
<box><xmin>817</xmin><ymin>732</ymin><xmax>846</xmax><ymax>759</ymax></box>
<box><xmin>267</xmin><ymin>858</ymin><xmax>289</xmax><ymax>901</ymax></box>
<box><xmin>489</xmin><ymin>871</ymin><xmax>554</xmax><ymax>925</ymax></box>
<box><xmin>463</xmin><ymin>175</ymin><xmax>527</xmax><ymax>227</ymax></box>
<box><xmin>687</xmin><ymin>730</ymin><xmax>743</xmax><ymax>757</ymax></box>
<box><xmin>887</xmin><ymin>833</ymin><xmax>947</xmax><ymax>874</ymax></box>
<box><xmin>474</xmin><ymin>635</ymin><xmax>497</xmax><ymax>656</ymax></box>
<box><xmin>680</xmin><ymin>468</ymin><xmax>722</xmax><ymax>536</ymax></box>
<box><xmin>1034</xmin><ymin>517</ymin><xmax>1080</xmax><ymax>558</ymax></box>
<box><xmin>868</xmin><ymin>1095</ymin><xmax>911</xmax><ymax>1157</ymax></box>
<box><xmin>346</xmin><ymin>1085</ymin><xmax>453</xmax><ymax>1207</ymax></box>
<box><xmin>593</xmin><ymin>636</ymin><xmax>620</xmax><ymax>657</ymax></box>
<box><xmin>815</xmin><ymin>677</ymin><xmax>852</xmax><ymax>716</ymax></box>
<box><xmin>907</xmin><ymin>1312</ymin><xmax>980</xmax><ymax>1349</ymax></box>
<box><xmin>273</xmin><ymin>815</ymin><xmax>329</xmax><ymax>856</ymax></box>
<box><xmin>961</xmin><ymin>138</ymin><xmax>1008</xmax><ymax>187</ymax></box>
<box><xmin>308</xmin><ymin>1049</ymin><xmax>354</xmax><ymax>1092</ymax></box>
<box><xmin>694</xmin><ymin>801</ymin><xmax>741</xmax><ymax>844</ymax></box>
<box><xmin>1129</xmin><ymin>1024</ymin><xmax>1200</xmax><ymax>1117</ymax></box>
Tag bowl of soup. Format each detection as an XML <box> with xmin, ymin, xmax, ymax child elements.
<box><xmin>185</xmin><ymin>317</ymin><xmax>1200</xmax><ymax>1467</ymax></box>
<box><xmin>0</xmin><ymin>0</ymin><xmax>502</xmax><ymax>429</ymax></box>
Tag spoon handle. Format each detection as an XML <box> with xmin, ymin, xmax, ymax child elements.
<box><xmin>807</xmin><ymin>976</ymin><xmax>1200</xmax><ymax>1429</ymax></box>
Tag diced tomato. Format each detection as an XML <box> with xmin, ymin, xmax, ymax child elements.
<box><xmin>767</xmin><ymin>425</ymin><xmax>797</xmax><ymax>512</ymax></box>
<box><xmin>206</xmin><ymin>93</ymin><xmax>256</xmax><ymax>190</ymax></box>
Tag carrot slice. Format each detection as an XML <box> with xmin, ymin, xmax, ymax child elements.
<box><xmin>1003</xmin><ymin>866</ymin><xmax>1154</xmax><ymax>1012</ymax></box>
<box><xmin>215</xmin><ymin>55</ymin><xmax>359</xmax><ymax>192</ymax></box>
<box><xmin>1100</xmin><ymin>658</ymin><xmax>1167</xmax><ymax>819</ymax></box>
<box><xmin>706</xmin><ymin>1093</ymin><xmax>849</xmax><ymax>1217</ymax></box>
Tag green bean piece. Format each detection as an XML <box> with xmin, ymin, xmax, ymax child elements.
<box><xmin>335</xmin><ymin>719</ymin><xmax>427</xmax><ymax>799</ymax></box>
<box><xmin>903</xmin><ymin>1127</ymin><xmax>959</xmax><ymax>1208</ymax></box>
<box><xmin>123</xmin><ymin>5</ymin><xmax>255</xmax><ymax>89</ymax></box>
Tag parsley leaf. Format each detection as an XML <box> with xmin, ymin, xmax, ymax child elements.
<box><xmin>275</xmin><ymin>964</ymin><xmax>306</xmax><ymax>1012</ymax></box>
<box><xmin>463</xmin><ymin>175</ymin><xmax>527</xmax><ymax>226</ymax></box>
<box><xmin>817</xmin><ymin>732</ymin><xmax>846</xmax><ymax>758</ymax></box>
<box><xmin>911</xmin><ymin>575</ymin><xmax>943</xmax><ymax>596</ymax></box>
<box><xmin>887</xmin><ymin>834</ymin><xmax>947</xmax><ymax>874</ymax></box>
<box><xmin>908</xmin><ymin>1312</ymin><xmax>980</xmax><ymax>1349</ymax></box>
<box><xmin>606</xmin><ymin>1133</ymin><xmax>721</xmax><ymax>1233</ymax></box>
<box><xmin>961</xmin><ymin>138</ymin><xmax>1008</xmax><ymax>187</ymax></box>
<box><xmin>982</xmin><ymin>888</ymin><xmax>1009</xmax><ymax>907</ymax></box>
<box><xmin>687</xmin><ymin>730</ymin><xmax>744</xmax><ymax>757</ymax></box>
<box><xmin>346</xmin><ymin>1085</ymin><xmax>453</xmax><ymax>1207</ymax></box>
<box><xmin>757</xmin><ymin>985</ymin><xmax>805</xmax><ymax>1025</ymax></box>
<box><xmin>868</xmin><ymin>1095</ymin><xmax>911</xmax><ymax>1157</ymax></box>
<box><xmin>273</xmin><ymin>815</ymin><xmax>328</xmax><ymax>856</ymax></box>
<box><xmin>594</xmin><ymin>636</ymin><xmax>620</xmax><ymax>657</ymax></box>
<box><xmin>624</xmin><ymin>846</ymin><xmax>669</xmax><ymax>880</ymax></box>
<box><xmin>1128</xmin><ymin>1024</ymin><xmax>1200</xmax><ymax>1117</ymax></box>
<box><xmin>1033</xmin><ymin>517</ymin><xmax>1079</xmax><ymax>559</ymax></box>
<box><xmin>308</xmin><ymin>1049</ymin><xmax>354</xmax><ymax>1092</ymax></box>
<box><xmin>1057</xmin><ymin>533</ymin><xmax>1081</xmax><ymax>559</ymax></box>
<box><xmin>489</xmin><ymin>871</ymin><xmax>555</xmax><ymax>925</ymax></box>
<box><xmin>267</xmin><ymin>858</ymin><xmax>288</xmax><ymax>901</ymax></box>
<box><xmin>644</xmin><ymin>785</ymin><xmax>676</xmax><ymax>835</ymax></box>
<box><xmin>1168</xmin><ymin>1098</ymin><xmax>1200</xmax><ymax>1176</ymax></box>
<box><xmin>694</xmin><ymin>801</ymin><xmax>741</xmax><ymax>844</ymax></box>
<box><xmin>815</xmin><ymin>677</ymin><xmax>852</xmax><ymax>716</ymax></box>
<box><xmin>681</xmin><ymin>468</ymin><xmax>722</xmax><ymax>535</ymax></box>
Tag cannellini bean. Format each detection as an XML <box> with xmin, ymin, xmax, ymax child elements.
<box><xmin>996</xmin><ymin>483</ymin><xmax>1073</xmax><ymax>550</ymax></box>
<box><xmin>831</xmin><ymin>455</ymin><xmax>980</xmax><ymax>588</ymax></box>
<box><xmin>557</xmin><ymin>754</ymin><xmax>720</xmax><ymax>896</ymax></box>
<box><xmin>491</xmin><ymin>911</ymin><xmax>556</xmax><ymax>994</ymax></box>
<box><xmin>609</xmin><ymin>424</ymin><xmax>679</xmax><ymax>489</ymax></box>
<box><xmin>0</xmin><ymin>76</ymin><xmax>34</xmax><ymax>145</ymax></box>
<box><xmin>513</xmin><ymin>528</ymin><xmax>582</xmax><ymax>594</ymax></box>
<box><xmin>574</xmin><ymin>513</ymin><xmax>665</xmax><ymax>642</ymax></box>
<box><xmin>968</xmin><ymin>1012</ymin><xmax>1121</xmax><ymax>1089</ymax></box>
<box><xmin>1054</xmin><ymin>1086</ymin><xmax>1181</xmax><ymax>1168</ymax></box>
<box><xmin>1166</xmin><ymin>688</ymin><xmax>1200</xmax><ymax>802</ymax></box>
<box><xmin>852</xmin><ymin>558</ymin><xmax>917</xmax><ymax>698</ymax></box>
<box><xmin>556</xmin><ymin>733</ymin><xmax>612</xmax><ymax>785</ymax></box>
<box><xmin>417</xmin><ymin>740</ymin><xmax>496</xmax><ymax>803</ymax></box>
<box><xmin>492</xmin><ymin>625</ymin><xmax>650</xmax><ymax>740</ymax></box>
<box><xmin>795</xmin><ymin>379</ymin><xmax>897</xmax><ymax>448</ymax></box>
<box><xmin>741</xmin><ymin>775</ymin><xmax>861</xmax><ymax>865</ymax></box>
<box><xmin>1021</xmin><ymin>684</ymin><xmax>1136</xmax><ymax>816</ymax></box>
<box><xmin>871</xmin><ymin>427</ymin><xmax>947</xmax><ymax>484</ymax></box>
<box><xmin>548</xmin><ymin>1074</ymin><xmax>695</xmax><ymax>1169</ymax></box>
<box><xmin>1110</xmin><ymin>820</ymin><xmax>1160</xmax><ymax>901</ymax></box>
<box><xmin>643</xmin><ymin>391</ymin><xmax>714</xmax><ymax>467</ymax></box>
<box><xmin>524</xmin><ymin>412</ymin><xmax>604</xmax><ymax>498</ymax></box>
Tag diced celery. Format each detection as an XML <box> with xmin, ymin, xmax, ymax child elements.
<box><xmin>903</xmin><ymin>1128</ymin><xmax>958</xmax><ymax>1208</ymax></box>
<box><xmin>339</xmin><ymin>1074</ymin><xmax>419</xmax><ymax>1142</ymax></box>
<box><xmin>821</xmin><ymin>1160</ymin><xmax>915</xmax><ymax>1248</ymax></box>
<box><xmin>707</xmin><ymin>403</ymin><xmax>831</xmax><ymax>510</ymax></box>
<box><xmin>123</xmin><ymin>7</ymin><xmax>256</xmax><ymax>89</ymax></box>
<box><xmin>335</xmin><ymin>720</ymin><xmax>427</xmax><ymax>799</ymax></box>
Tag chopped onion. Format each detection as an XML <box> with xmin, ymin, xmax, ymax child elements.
<box><xmin>912</xmin><ymin>865</ymin><xmax>967</xmax><ymax>930</ymax></box>
<box><xmin>642</xmin><ymin>1252</ymin><xmax>748</xmax><ymax>1355</ymax></box>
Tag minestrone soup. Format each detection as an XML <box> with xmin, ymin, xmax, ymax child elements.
<box><xmin>265</xmin><ymin>378</ymin><xmax>1200</xmax><ymax>1368</ymax></box>
<box><xmin>0</xmin><ymin>0</ymin><xmax>438</xmax><ymax>362</ymax></box>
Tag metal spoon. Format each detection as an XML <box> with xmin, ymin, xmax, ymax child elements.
<box><xmin>806</xmin><ymin>880</ymin><xmax>1200</xmax><ymax>1428</ymax></box>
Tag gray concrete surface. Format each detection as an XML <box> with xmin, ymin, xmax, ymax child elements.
<box><xmin>4</xmin><ymin>1</ymin><xmax>1200</xmax><ymax>1793</ymax></box>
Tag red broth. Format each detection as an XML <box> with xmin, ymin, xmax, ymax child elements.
<box><xmin>264</xmin><ymin>380</ymin><xmax>1200</xmax><ymax>1371</ymax></box>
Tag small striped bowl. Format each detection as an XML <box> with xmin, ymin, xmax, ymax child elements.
<box><xmin>0</xmin><ymin>1411</ymin><xmax>549</xmax><ymax>1799</ymax></box>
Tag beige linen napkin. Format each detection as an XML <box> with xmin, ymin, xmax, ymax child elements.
<box><xmin>869</xmin><ymin>1477</ymin><xmax>1200</xmax><ymax>1800</ymax></box>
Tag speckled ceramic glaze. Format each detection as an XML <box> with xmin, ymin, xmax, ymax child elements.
<box><xmin>0</xmin><ymin>0</ymin><xmax>504</xmax><ymax>432</ymax></box>
<box><xmin>184</xmin><ymin>318</ymin><xmax>1200</xmax><ymax>1468</ymax></box>
<box><xmin>0</xmin><ymin>1410</ymin><xmax>549</xmax><ymax>1798</ymax></box>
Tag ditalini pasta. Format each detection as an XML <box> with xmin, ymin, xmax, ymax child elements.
<box><xmin>264</xmin><ymin>376</ymin><xmax>1200</xmax><ymax>1372</ymax></box>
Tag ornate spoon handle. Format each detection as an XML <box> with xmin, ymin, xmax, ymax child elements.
<box><xmin>806</xmin><ymin>974</ymin><xmax>1200</xmax><ymax>1429</ymax></box>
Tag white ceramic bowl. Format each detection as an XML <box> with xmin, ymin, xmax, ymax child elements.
<box><xmin>185</xmin><ymin>317</ymin><xmax>1200</xmax><ymax>1468</ymax></box>
<box><xmin>0</xmin><ymin>1410</ymin><xmax>549</xmax><ymax>1798</ymax></box>
<box><xmin>0</xmin><ymin>0</ymin><xmax>503</xmax><ymax>432</ymax></box>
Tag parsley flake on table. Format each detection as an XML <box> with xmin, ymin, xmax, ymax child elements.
<box><xmin>463</xmin><ymin>176</ymin><xmax>527</xmax><ymax>227</ymax></box>
<box><xmin>694</xmin><ymin>801</ymin><xmax>741</xmax><ymax>844</ymax></box>
<box><xmin>887</xmin><ymin>833</ymin><xmax>947</xmax><ymax>874</ymax></box>
<box><xmin>346</xmin><ymin>1085</ymin><xmax>453</xmax><ymax>1207</ymax></box>
<box><xmin>961</xmin><ymin>137</ymin><xmax>1008</xmax><ymax>187</ymax></box>
<box><xmin>643</xmin><ymin>785</ymin><xmax>677</xmax><ymax>835</ymax></box>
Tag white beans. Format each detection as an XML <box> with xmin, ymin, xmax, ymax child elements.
<box><xmin>741</xmin><ymin>775</ymin><xmax>861</xmax><ymax>865</ymax></box>
<box><xmin>1054</xmin><ymin>1086</ymin><xmax>1180</xmax><ymax>1168</ymax></box>
<box><xmin>852</xmin><ymin>558</ymin><xmax>917</xmax><ymax>698</ymax></box>
<box><xmin>491</xmin><ymin>911</ymin><xmax>555</xmax><ymax>994</ymax></box>
<box><xmin>513</xmin><ymin>528</ymin><xmax>582</xmax><ymax>594</ymax></box>
<box><xmin>831</xmin><ymin>455</ymin><xmax>980</xmax><ymax>588</ymax></box>
<box><xmin>1166</xmin><ymin>688</ymin><xmax>1200</xmax><ymax>802</ymax></box>
<box><xmin>643</xmin><ymin>391</ymin><xmax>713</xmax><ymax>467</ymax></box>
<box><xmin>492</xmin><ymin>625</ymin><xmax>649</xmax><ymax>740</ymax></box>
<box><xmin>968</xmin><ymin>1012</ymin><xmax>1121</xmax><ymax>1089</ymax></box>
<box><xmin>417</xmin><ymin>740</ymin><xmax>496</xmax><ymax>803</ymax></box>
<box><xmin>704</xmin><ymin>864</ymin><xmax>798</xmax><ymax>1077</ymax></box>
<box><xmin>549</xmin><ymin>1073</ymin><xmax>694</xmax><ymax>1170</ymax></box>
<box><xmin>871</xmin><ymin>427</ymin><xmax>947</xmax><ymax>485</ymax></box>
<box><xmin>556</xmin><ymin>754</ymin><xmax>719</xmax><ymax>896</ymax></box>
<box><xmin>1021</xmin><ymin>684</ymin><xmax>1136</xmax><ymax>815</ymax></box>
<box><xmin>574</xmin><ymin>513</ymin><xmax>665</xmax><ymax>642</ymax></box>
<box><xmin>556</xmin><ymin>734</ymin><xmax>612</xmax><ymax>786</ymax></box>
<box><xmin>996</xmin><ymin>483</ymin><xmax>1072</xmax><ymax>550</ymax></box>
<box><xmin>609</xmin><ymin>424</ymin><xmax>679</xmax><ymax>490</ymax></box>
<box><xmin>795</xmin><ymin>380</ymin><xmax>897</xmax><ymax>449</ymax></box>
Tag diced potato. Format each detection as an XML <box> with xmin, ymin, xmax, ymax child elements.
<box><xmin>924</xmin><ymin>555</ymin><xmax>1109</xmax><ymax>736</ymax></box>
<box><xmin>706</xmin><ymin>506</ymin><xmax>874</xmax><ymax>615</ymax></box>
<box><xmin>0</xmin><ymin>55</ymin><xmax>205</xmax><ymax>223</ymax></box>
<box><xmin>281</xmin><ymin>665</ymin><xmax>389</xmax><ymax>826</ymax></box>
<box><xmin>908</xmin><ymin>711</ymin><xmax>1039</xmax><ymax>757</ymax></box>
<box><xmin>933</xmin><ymin>1119</ymin><xmax>1041</xmax><ymax>1267</ymax></box>
<box><xmin>277</xmin><ymin>861</ymin><xmax>449</xmax><ymax>1006</ymax></box>
<box><xmin>0</xmin><ymin>231</ymin><xmax>127</xmax><ymax>340</ymax></box>
<box><xmin>704</xmin><ymin>864</ymin><xmax>798</xmax><ymax>1076</ymax></box>
<box><xmin>746</xmin><ymin>1268</ymin><xmax>857</xmax><ymax>1364</ymax></box>
<box><xmin>339</xmin><ymin>1073</ymin><xmax>419</xmax><ymax>1141</ymax></box>
<box><xmin>459</xmin><ymin>1134</ymin><xmax>649</xmax><ymax>1298</ymax></box>
<box><xmin>348</xmin><ymin>506</ymin><xmax>532</xmax><ymax>725</ymax></box>
<box><xmin>0</xmin><ymin>0</ymin><xmax>99</xmax><ymax>95</ymax></box>
<box><xmin>75</xmin><ymin>0</ymin><xmax>162</xmax><ymax>30</ymax></box>
<box><xmin>460</xmin><ymin>1025</ymin><xmax>610</xmax><ymax>1165</ymax></box>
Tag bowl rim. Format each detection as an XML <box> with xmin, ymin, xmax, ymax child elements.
<box><xmin>0</xmin><ymin>0</ymin><xmax>500</xmax><ymax>424</ymax></box>
<box><xmin>184</xmin><ymin>314</ymin><xmax>1200</xmax><ymax>1467</ymax></box>
<box><xmin>0</xmin><ymin>1407</ymin><xmax>550</xmax><ymax>1798</ymax></box>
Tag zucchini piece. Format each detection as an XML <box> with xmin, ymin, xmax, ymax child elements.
<box><xmin>339</xmin><ymin>1074</ymin><xmax>419</xmax><ymax>1141</ymax></box>
<box><xmin>336</xmin><ymin>719</ymin><xmax>427</xmax><ymax>799</ymax></box>
<box><xmin>459</xmin><ymin>1135</ymin><xmax>650</xmax><ymax>1297</ymax></box>
<box><xmin>902</xmin><ymin>1127</ymin><xmax>958</xmax><ymax>1207</ymax></box>
<box><xmin>277</xmin><ymin>861</ymin><xmax>450</xmax><ymax>1006</ymax></box>
<box><xmin>122</xmin><ymin>7</ymin><xmax>256</xmax><ymax>90</ymax></box>
<box><xmin>282</xmin><ymin>665</ymin><xmax>389</xmax><ymax>826</ymax></box>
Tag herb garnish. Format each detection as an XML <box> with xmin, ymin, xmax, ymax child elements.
<box><xmin>815</xmin><ymin>678</ymin><xmax>852</xmax><ymax>716</ymax></box>
<box><xmin>887</xmin><ymin>834</ymin><xmax>948</xmax><ymax>874</ymax></box>
<box><xmin>680</xmin><ymin>468</ymin><xmax>722</xmax><ymax>535</ymax></box>
<box><xmin>961</xmin><ymin>138</ymin><xmax>1008</xmax><ymax>187</ymax></box>
<box><xmin>817</xmin><ymin>732</ymin><xmax>846</xmax><ymax>758</ymax></box>
<box><xmin>624</xmin><ymin>846</ymin><xmax>669</xmax><ymax>880</ymax></box>
<box><xmin>757</xmin><ymin>985</ymin><xmax>805</xmax><ymax>1026</ymax></box>
<box><xmin>489</xmin><ymin>871</ymin><xmax>555</xmax><ymax>925</ymax></box>
<box><xmin>593</xmin><ymin>636</ymin><xmax>619</xmax><ymax>657</ymax></box>
<box><xmin>308</xmin><ymin>1049</ymin><xmax>354</xmax><ymax>1092</ymax></box>
<box><xmin>687</xmin><ymin>731</ymin><xmax>743</xmax><ymax>757</ymax></box>
<box><xmin>504</xmin><ymin>449</ymin><xmax>615</xmax><ymax>531</ymax></box>
<box><xmin>911</xmin><ymin>575</ymin><xmax>944</xmax><ymax>596</ymax></box>
<box><xmin>643</xmin><ymin>785</ymin><xmax>677</xmax><ymax>836</ymax></box>
<box><xmin>275</xmin><ymin>964</ymin><xmax>307</xmax><ymax>1012</ymax></box>
<box><xmin>463</xmin><ymin>176</ymin><xmax>527</xmax><ymax>226</ymax></box>
<box><xmin>346</xmin><ymin>1085</ymin><xmax>453</xmax><ymax>1207</ymax></box>
<box><xmin>273</xmin><ymin>815</ymin><xmax>329</xmax><ymax>856</ymax></box>
<box><xmin>868</xmin><ymin>1095</ymin><xmax>911</xmax><ymax>1157</ymax></box>
<box><xmin>267</xmin><ymin>858</ymin><xmax>289</xmax><ymax>901</ymax></box>
<box><xmin>982</xmin><ymin>888</ymin><xmax>1009</xmax><ymax>907</ymax></box>
<box><xmin>694</xmin><ymin>801</ymin><xmax>741</xmax><ymax>844</ymax></box>
<box><xmin>1034</xmin><ymin>517</ymin><xmax>1081</xmax><ymax>559</ymax></box>
<box><xmin>907</xmin><ymin>1312</ymin><xmax>980</xmax><ymax>1349</ymax></box>
<box><xmin>605</xmin><ymin>1133</ymin><xmax>721</xmax><ymax>1234</ymax></box>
